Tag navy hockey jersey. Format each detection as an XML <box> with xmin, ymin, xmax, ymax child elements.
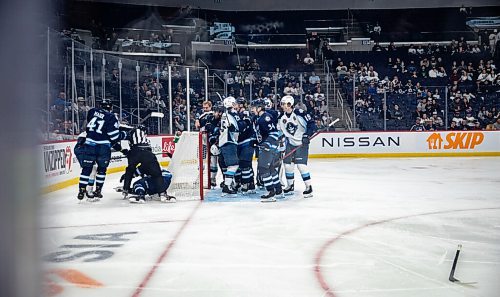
<box><xmin>85</xmin><ymin>107</ymin><xmax>124</xmax><ymax>146</ymax></box>
<box><xmin>255</xmin><ymin>111</ymin><xmax>280</xmax><ymax>145</ymax></box>
<box><xmin>238</xmin><ymin>110</ymin><xmax>256</xmax><ymax>146</ymax></box>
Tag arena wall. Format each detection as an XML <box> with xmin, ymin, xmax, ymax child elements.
<box><xmin>40</xmin><ymin>135</ymin><xmax>176</xmax><ymax>193</ymax></box>
<box><xmin>40</xmin><ymin>131</ymin><xmax>500</xmax><ymax>193</ymax></box>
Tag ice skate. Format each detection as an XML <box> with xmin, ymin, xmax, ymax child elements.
<box><xmin>260</xmin><ymin>190</ymin><xmax>276</xmax><ymax>202</ymax></box>
<box><xmin>303</xmin><ymin>186</ymin><xmax>313</xmax><ymax>198</ymax></box>
<box><xmin>221</xmin><ymin>184</ymin><xmax>237</xmax><ymax>197</ymax></box>
<box><xmin>129</xmin><ymin>195</ymin><xmax>146</xmax><ymax>204</ymax></box>
<box><xmin>160</xmin><ymin>192</ymin><xmax>177</xmax><ymax>203</ymax></box>
<box><xmin>283</xmin><ymin>183</ymin><xmax>294</xmax><ymax>196</ymax></box>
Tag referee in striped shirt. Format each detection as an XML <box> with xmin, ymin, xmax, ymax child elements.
<box><xmin>121</xmin><ymin>126</ymin><xmax>166</xmax><ymax>199</ymax></box>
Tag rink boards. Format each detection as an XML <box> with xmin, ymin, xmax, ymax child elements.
<box><xmin>40</xmin><ymin>131</ymin><xmax>500</xmax><ymax>193</ymax></box>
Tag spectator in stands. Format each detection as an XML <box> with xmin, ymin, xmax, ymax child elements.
<box><xmin>303</xmin><ymin>53</ymin><xmax>314</xmax><ymax>65</ymax></box>
<box><xmin>295</xmin><ymin>53</ymin><xmax>302</xmax><ymax>65</ymax></box>
<box><xmin>452</xmin><ymin>111</ymin><xmax>464</xmax><ymax>128</ymax></box>
<box><xmin>432</xmin><ymin>111</ymin><xmax>444</xmax><ymax>129</ymax></box>
<box><xmin>449</xmin><ymin>121</ymin><xmax>458</xmax><ymax>130</ymax></box>
<box><xmin>407</xmin><ymin>60</ymin><xmax>417</xmax><ymax>74</ymax></box>
<box><xmin>244</xmin><ymin>56</ymin><xmax>252</xmax><ymax>71</ymax></box>
<box><xmin>437</xmin><ymin>67</ymin><xmax>447</xmax><ymax>77</ymax></box>
<box><xmin>428</xmin><ymin>66</ymin><xmax>438</xmax><ymax>78</ymax></box>
<box><xmin>234</xmin><ymin>71</ymin><xmax>243</xmax><ymax>85</ymax></box>
<box><xmin>309</xmin><ymin>72</ymin><xmax>320</xmax><ymax>85</ymax></box>
<box><xmin>250</xmin><ymin>59</ymin><xmax>260</xmax><ymax>71</ymax></box>
<box><xmin>336</xmin><ymin>61</ymin><xmax>347</xmax><ymax>75</ymax></box>
<box><xmin>283</xmin><ymin>82</ymin><xmax>294</xmax><ymax>95</ymax></box>
<box><xmin>387</xmin><ymin>42</ymin><xmax>397</xmax><ymax>52</ymax></box>
<box><xmin>53</xmin><ymin>91</ymin><xmax>68</xmax><ymax>107</ymax></box>
<box><xmin>494</xmin><ymin>118</ymin><xmax>500</xmax><ymax>130</ymax></box>
<box><xmin>321</xmin><ymin>111</ymin><xmax>331</xmax><ymax>127</ymax></box>
<box><xmin>372</xmin><ymin>42</ymin><xmax>383</xmax><ymax>52</ymax></box>
<box><xmin>224</xmin><ymin>72</ymin><xmax>235</xmax><ymax>86</ymax></box>
<box><xmin>410</xmin><ymin>117</ymin><xmax>425</xmax><ymax>131</ymax></box>
<box><xmin>393</xmin><ymin>104</ymin><xmax>404</xmax><ymax>120</ymax></box>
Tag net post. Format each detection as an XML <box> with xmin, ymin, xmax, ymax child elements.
<box><xmin>205</xmin><ymin>132</ymin><xmax>211</xmax><ymax>190</ymax></box>
<box><xmin>199</xmin><ymin>131</ymin><xmax>204</xmax><ymax>200</ymax></box>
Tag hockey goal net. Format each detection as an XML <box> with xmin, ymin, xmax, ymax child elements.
<box><xmin>166</xmin><ymin>131</ymin><xmax>210</xmax><ymax>200</ymax></box>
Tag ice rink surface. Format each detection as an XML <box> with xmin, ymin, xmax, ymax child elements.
<box><xmin>41</xmin><ymin>157</ymin><xmax>500</xmax><ymax>297</ymax></box>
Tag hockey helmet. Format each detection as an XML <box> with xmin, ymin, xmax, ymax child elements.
<box><xmin>101</xmin><ymin>99</ymin><xmax>113</xmax><ymax>111</ymax></box>
<box><xmin>213</xmin><ymin>101</ymin><xmax>224</xmax><ymax>113</ymax></box>
<box><xmin>280</xmin><ymin>95</ymin><xmax>294</xmax><ymax>106</ymax></box>
<box><xmin>264</xmin><ymin>98</ymin><xmax>273</xmax><ymax>110</ymax></box>
<box><xmin>223</xmin><ymin>96</ymin><xmax>237</xmax><ymax>109</ymax></box>
<box><xmin>251</xmin><ymin>99</ymin><xmax>266</xmax><ymax>110</ymax></box>
<box><xmin>237</xmin><ymin>97</ymin><xmax>247</xmax><ymax>105</ymax></box>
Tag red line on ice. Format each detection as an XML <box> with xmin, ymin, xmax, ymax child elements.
<box><xmin>314</xmin><ymin>207</ymin><xmax>500</xmax><ymax>297</ymax></box>
<box><xmin>131</xmin><ymin>201</ymin><xmax>202</xmax><ymax>297</ymax></box>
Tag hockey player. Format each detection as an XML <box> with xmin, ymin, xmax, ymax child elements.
<box><xmin>252</xmin><ymin>99</ymin><xmax>283</xmax><ymax>202</ymax></box>
<box><xmin>195</xmin><ymin>100</ymin><xmax>219</xmax><ymax>187</ymax></box>
<box><xmin>74</xmin><ymin>131</ymin><xmax>97</xmax><ymax>200</ymax></box>
<box><xmin>238</xmin><ymin>109</ymin><xmax>256</xmax><ymax>194</ymax></box>
<box><xmin>121</xmin><ymin>126</ymin><xmax>175</xmax><ymax>203</ymax></box>
<box><xmin>77</xmin><ymin>99</ymin><xmax>127</xmax><ymax>200</ymax></box>
<box><xmin>219</xmin><ymin>96</ymin><xmax>249</xmax><ymax>195</ymax></box>
<box><xmin>278</xmin><ymin>95</ymin><xmax>316</xmax><ymax>198</ymax></box>
<box><xmin>126</xmin><ymin>169</ymin><xmax>175</xmax><ymax>204</ymax></box>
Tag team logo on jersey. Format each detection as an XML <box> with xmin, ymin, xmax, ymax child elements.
<box><xmin>286</xmin><ymin>122</ymin><xmax>298</xmax><ymax>136</ymax></box>
<box><xmin>265</xmin><ymin>116</ymin><xmax>271</xmax><ymax>122</ymax></box>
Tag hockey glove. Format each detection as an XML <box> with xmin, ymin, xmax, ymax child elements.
<box><xmin>121</xmin><ymin>149</ymin><xmax>130</xmax><ymax>156</ymax></box>
<box><xmin>112</xmin><ymin>142</ymin><xmax>122</xmax><ymax>152</ymax></box>
<box><xmin>210</xmin><ymin>144</ymin><xmax>220</xmax><ymax>156</ymax></box>
<box><xmin>205</xmin><ymin>122</ymin><xmax>213</xmax><ymax>132</ymax></box>
<box><xmin>302</xmin><ymin>135</ymin><xmax>310</xmax><ymax>145</ymax></box>
<box><xmin>259</xmin><ymin>142</ymin><xmax>272</xmax><ymax>152</ymax></box>
<box><xmin>120</xmin><ymin>174</ymin><xmax>126</xmax><ymax>183</ymax></box>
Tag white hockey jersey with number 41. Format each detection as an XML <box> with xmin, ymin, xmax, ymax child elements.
<box><xmin>278</xmin><ymin>109</ymin><xmax>313</xmax><ymax>146</ymax></box>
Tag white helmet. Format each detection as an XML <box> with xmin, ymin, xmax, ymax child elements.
<box><xmin>264</xmin><ymin>98</ymin><xmax>273</xmax><ymax>110</ymax></box>
<box><xmin>223</xmin><ymin>96</ymin><xmax>237</xmax><ymax>109</ymax></box>
<box><xmin>281</xmin><ymin>95</ymin><xmax>294</xmax><ymax>106</ymax></box>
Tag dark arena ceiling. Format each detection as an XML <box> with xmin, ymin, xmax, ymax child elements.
<box><xmin>79</xmin><ymin>0</ymin><xmax>500</xmax><ymax>11</ymax></box>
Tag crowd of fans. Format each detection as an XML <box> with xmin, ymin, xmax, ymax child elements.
<box><xmin>44</xmin><ymin>34</ymin><xmax>500</xmax><ymax>140</ymax></box>
<box><xmin>332</xmin><ymin>37</ymin><xmax>500</xmax><ymax>131</ymax></box>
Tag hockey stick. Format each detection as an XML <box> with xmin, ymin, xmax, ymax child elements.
<box><xmin>111</xmin><ymin>150</ymin><xmax>172</xmax><ymax>161</ymax></box>
<box><xmin>278</xmin><ymin>117</ymin><xmax>339</xmax><ymax>162</ymax></box>
<box><xmin>216</xmin><ymin>92</ymin><xmax>224</xmax><ymax>101</ymax></box>
<box><xmin>139</xmin><ymin>112</ymin><xmax>164</xmax><ymax>124</ymax></box>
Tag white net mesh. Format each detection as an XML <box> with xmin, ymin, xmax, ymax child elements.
<box><xmin>166</xmin><ymin>132</ymin><xmax>209</xmax><ymax>200</ymax></box>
